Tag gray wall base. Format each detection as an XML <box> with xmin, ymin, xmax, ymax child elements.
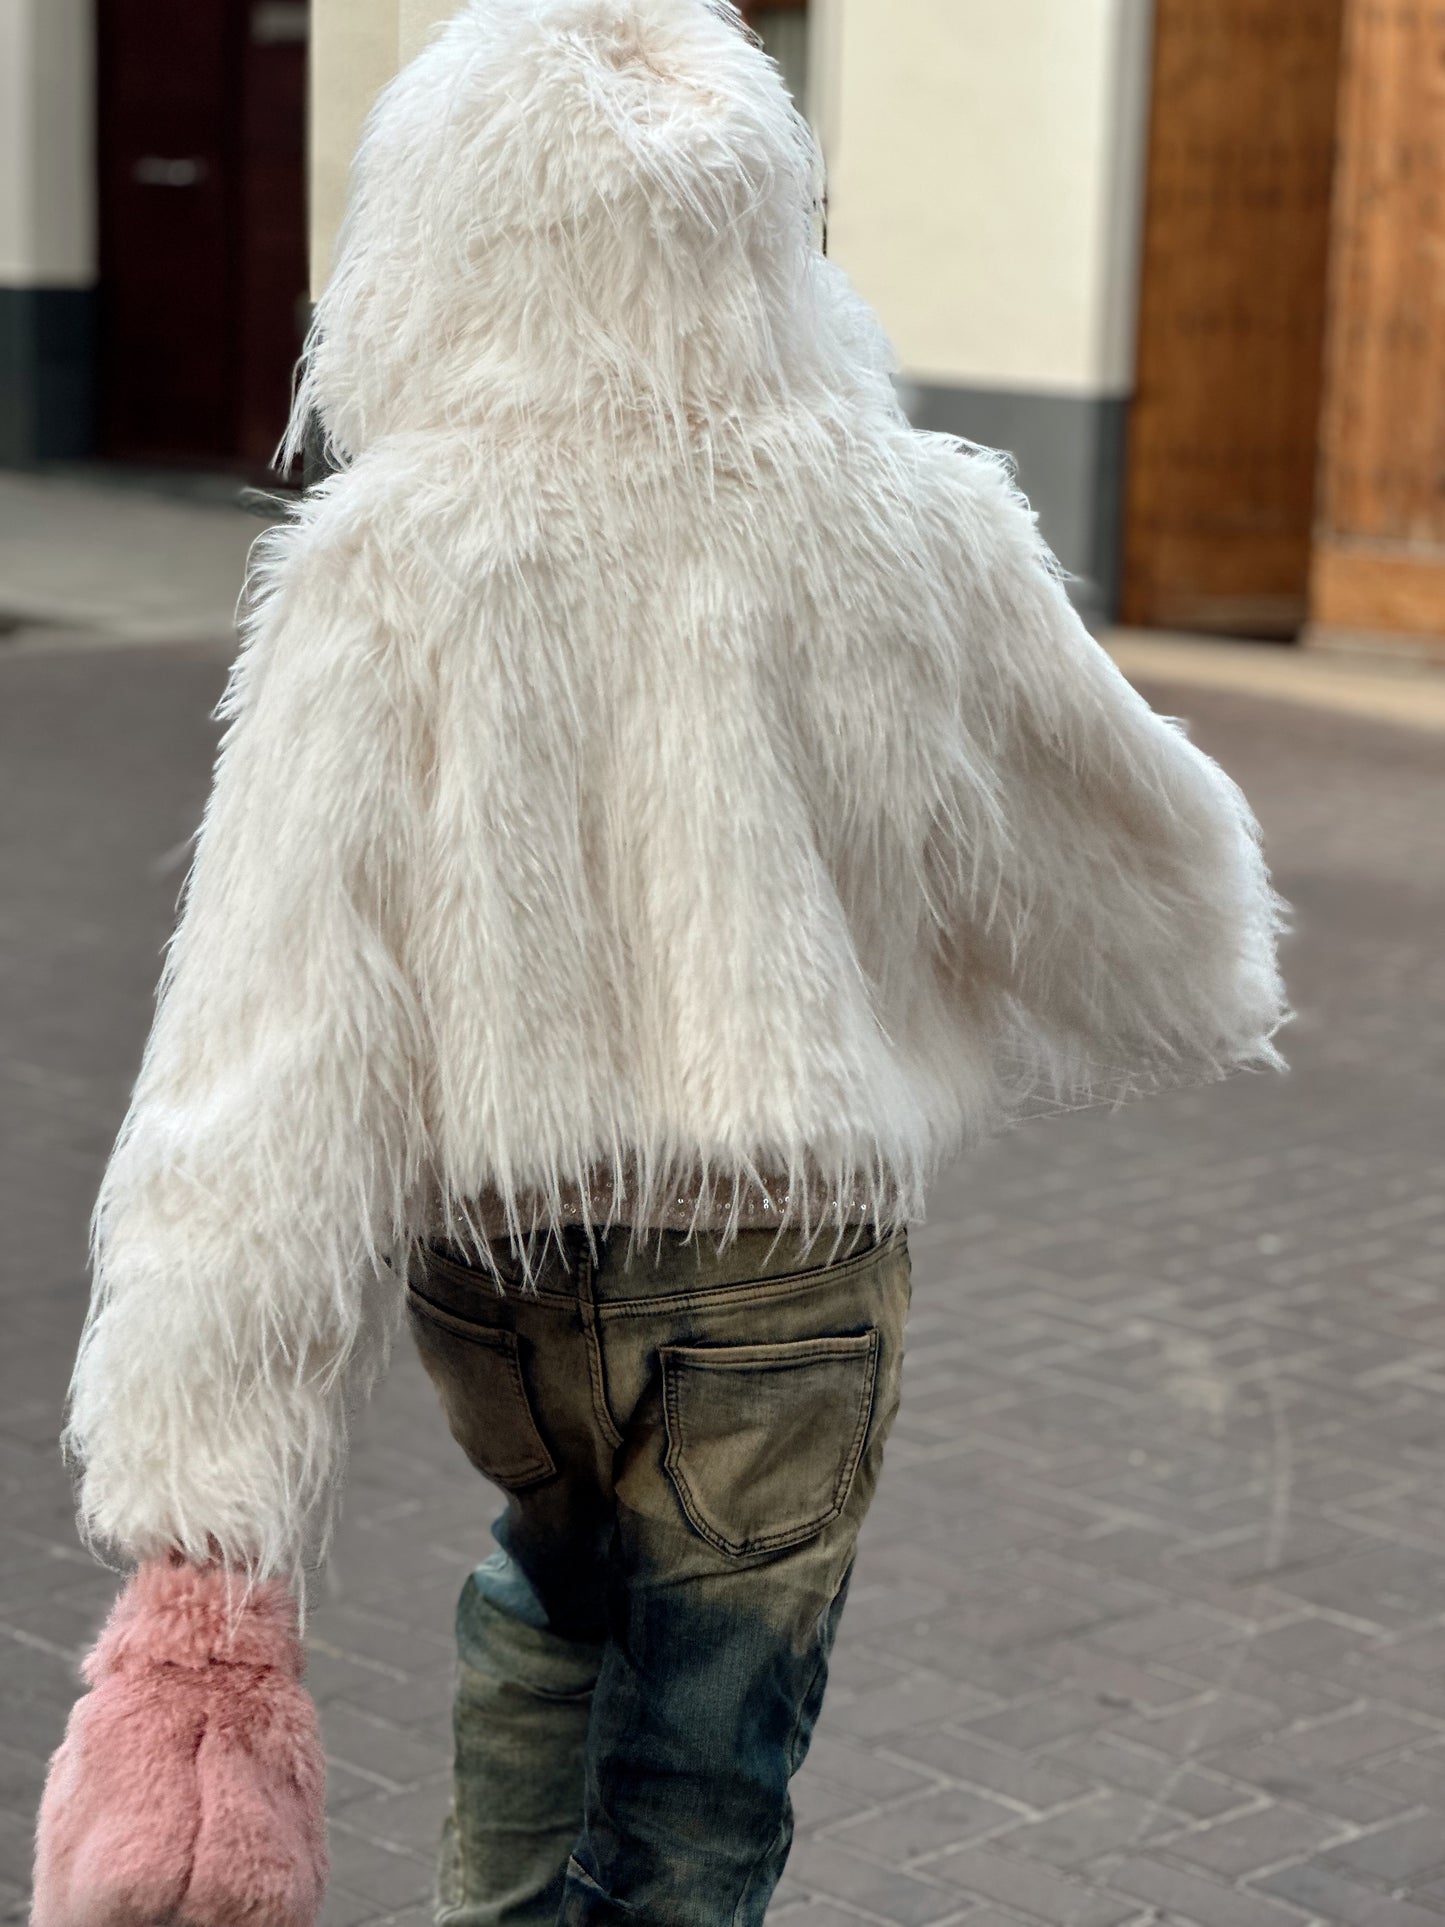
<box><xmin>899</xmin><ymin>381</ymin><xmax>1130</xmax><ymax>626</ymax></box>
<box><xmin>0</xmin><ymin>286</ymin><xmax>97</xmax><ymax>466</ymax></box>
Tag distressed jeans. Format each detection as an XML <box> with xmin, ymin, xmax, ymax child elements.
<box><xmin>407</xmin><ymin>1224</ymin><xmax>912</xmax><ymax>1926</ymax></box>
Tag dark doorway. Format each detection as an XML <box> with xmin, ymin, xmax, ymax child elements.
<box><xmin>96</xmin><ymin>0</ymin><xmax>308</xmax><ymax>470</ymax></box>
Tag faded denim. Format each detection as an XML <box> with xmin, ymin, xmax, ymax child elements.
<box><xmin>407</xmin><ymin>1224</ymin><xmax>912</xmax><ymax>1927</ymax></box>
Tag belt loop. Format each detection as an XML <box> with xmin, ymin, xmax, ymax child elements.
<box><xmin>563</xmin><ymin>1222</ymin><xmax>592</xmax><ymax>1286</ymax></box>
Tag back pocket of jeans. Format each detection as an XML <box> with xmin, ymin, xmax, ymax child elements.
<box><xmin>408</xmin><ymin>1295</ymin><xmax>556</xmax><ymax>1489</ymax></box>
<box><xmin>659</xmin><ymin>1331</ymin><xmax>880</xmax><ymax>1557</ymax></box>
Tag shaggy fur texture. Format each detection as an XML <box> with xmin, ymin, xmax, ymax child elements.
<box><xmin>66</xmin><ymin>0</ymin><xmax>1286</xmax><ymax>1580</ymax></box>
<box><xmin>31</xmin><ymin>1562</ymin><xmax>326</xmax><ymax>1927</ymax></box>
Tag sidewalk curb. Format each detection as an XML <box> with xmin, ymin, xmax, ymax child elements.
<box><xmin>1108</xmin><ymin>630</ymin><xmax>1445</xmax><ymax>735</ymax></box>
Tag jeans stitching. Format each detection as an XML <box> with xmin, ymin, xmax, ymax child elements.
<box><xmin>600</xmin><ymin>1236</ymin><xmax>902</xmax><ymax>1320</ymax></box>
<box><xmin>579</xmin><ymin>1246</ymin><xmax>626</xmax><ymax>1451</ymax></box>
<box><xmin>419</xmin><ymin>1246</ymin><xmax>578</xmax><ymax>1308</ymax></box>
<box><xmin>408</xmin><ymin>1296</ymin><xmax>557</xmax><ymax>1485</ymax></box>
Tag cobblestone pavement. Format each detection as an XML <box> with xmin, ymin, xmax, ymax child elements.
<box><xmin>2</xmin><ymin>636</ymin><xmax>1443</xmax><ymax>1927</ymax></box>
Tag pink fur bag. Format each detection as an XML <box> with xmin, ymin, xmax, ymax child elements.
<box><xmin>31</xmin><ymin>1560</ymin><xmax>327</xmax><ymax>1927</ymax></box>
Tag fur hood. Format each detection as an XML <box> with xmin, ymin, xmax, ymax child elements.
<box><xmin>66</xmin><ymin>0</ymin><xmax>1286</xmax><ymax>1583</ymax></box>
<box><xmin>287</xmin><ymin>0</ymin><xmax>850</xmax><ymax>462</ymax></box>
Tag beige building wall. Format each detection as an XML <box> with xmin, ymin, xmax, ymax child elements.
<box><xmin>309</xmin><ymin>0</ymin><xmax>404</xmax><ymax>296</ymax></box>
<box><xmin>400</xmin><ymin>0</ymin><xmax>462</xmax><ymax>59</ymax></box>
<box><xmin>308</xmin><ymin>0</ymin><xmax>460</xmax><ymax>295</ymax></box>
<box><xmin>816</xmin><ymin>0</ymin><xmax>1152</xmax><ymax>398</ymax></box>
<box><xmin>813</xmin><ymin>0</ymin><xmax>1154</xmax><ymax>612</ymax></box>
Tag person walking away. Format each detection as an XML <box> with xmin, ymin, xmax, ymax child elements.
<box><xmin>33</xmin><ymin>4</ymin><xmax>1287</xmax><ymax>1925</ymax></box>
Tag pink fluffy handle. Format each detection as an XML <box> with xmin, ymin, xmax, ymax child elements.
<box><xmin>32</xmin><ymin>1561</ymin><xmax>328</xmax><ymax>1927</ymax></box>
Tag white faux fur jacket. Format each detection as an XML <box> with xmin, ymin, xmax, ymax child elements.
<box><xmin>67</xmin><ymin>0</ymin><xmax>1286</xmax><ymax>1580</ymax></box>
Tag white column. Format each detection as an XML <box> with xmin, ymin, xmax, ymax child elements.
<box><xmin>309</xmin><ymin>0</ymin><xmax>403</xmax><ymax>296</ymax></box>
<box><xmin>0</xmin><ymin>0</ymin><xmax>95</xmax><ymax>288</ymax></box>
<box><xmin>1</xmin><ymin>0</ymin><xmax>95</xmax><ymax>461</ymax></box>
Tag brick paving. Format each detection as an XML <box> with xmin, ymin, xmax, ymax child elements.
<box><xmin>2</xmin><ymin>635</ymin><xmax>1443</xmax><ymax>1927</ymax></box>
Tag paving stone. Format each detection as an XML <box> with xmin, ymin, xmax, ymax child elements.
<box><xmin>963</xmin><ymin>1691</ymin><xmax>1128</xmax><ymax>1754</ymax></box>
<box><xmin>324</xmin><ymin>1831</ymin><xmax>433</xmax><ymax>1913</ymax></box>
<box><xmin>317</xmin><ymin>1885</ymin><xmax>389</xmax><ymax>1927</ymax></box>
<box><xmin>930</xmin><ymin>1845</ymin><xmax>1138</xmax><ymax>1925</ymax></box>
<box><xmin>1032</xmin><ymin>1643</ymin><xmax>1200</xmax><ymax>1713</ymax></box>
<box><xmin>338</xmin><ymin>1779</ymin><xmax>451</xmax><ymax>1859</ymax></box>
<box><xmin>884</xmin><ymin>1731</ymin><xmax>1093</xmax><ymax>1815</ymax></box>
<box><xmin>825</xmin><ymin>1673</ymin><xmax>998</xmax><ymax>1742</ymax></box>
<box><xmin>1162</xmin><ymin>1802</ymin><xmax>1342</xmax><ymax>1877</ymax></box>
<box><xmin>806</xmin><ymin>1736</ymin><xmax>939</xmax><ymax>1804</ymax></box>
<box><xmin>1213</xmin><ymin>1708</ymin><xmax>1440</xmax><ymax>1790</ymax></box>
<box><xmin>1336</xmin><ymin>1655</ymin><xmax>1445</xmax><ymax>1726</ymax></box>
<box><xmin>0</xmin><ymin>1809</ymin><xmax>35</xmax><ymax>1892</ymax></box>
<box><xmin>1084</xmin><ymin>1606</ymin><xmax>1245</xmax><ymax>1661</ymax></box>
<box><xmin>794</xmin><ymin>1774</ymin><xmax>878</xmax><ymax>1834</ymax></box>
<box><xmin>770</xmin><ymin>1907</ymin><xmax>903</xmax><ymax>1927</ymax></box>
<box><xmin>985</xmin><ymin>1792</ymin><xmax>1180</xmax><ymax>1870</ymax></box>
<box><xmin>1278</xmin><ymin>1774</ymin><xmax>1423</xmax><ymax>1830</ymax></box>
<box><xmin>1323</xmin><ymin>1816</ymin><xmax>1445</xmax><ymax>1887</ymax></box>
<box><xmin>0</xmin><ymin>1746</ymin><xmax>45</xmax><ymax>1816</ymax></box>
<box><xmin>1274</xmin><ymin>1547</ymin><xmax>1445</xmax><ymax>1632</ymax></box>
<box><xmin>783</xmin><ymin>1842</ymin><xmax>961</xmax><ymax>1924</ymax></box>
<box><xmin>321</xmin><ymin>1703</ymin><xmax>448</xmax><ymax>1793</ymax></box>
<box><xmin>336</xmin><ymin>1669</ymin><xmax>456</xmax><ymax>1732</ymax></box>
<box><xmin>1109</xmin><ymin>1690</ymin><xmax>1290</xmax><ymax>1761</ymax></box>
<box><xmin>308</xmin><ymin>1601</ymin><xmax>455</xmax><ymax>1676</ymax></box>
<box><xmin>929</xmin><ymin>1913</ymin><xmax>1037</xmax><ymax>1927</ymax></box>
<box><xmin>1349</xmin><ymin>1905</ymin><xmax>1445</xmax><ymax>1927</ymax></box>
<box><xmin>1376</xmin><ymin>1631</ymin><xmax>1445</xmax><ymax>1676</ymax></box>
<box><xmin>828</xmin><ymin>1787</ymin><xmax>1018</xmax><ymax>1863</ymax></box>
<box><xmin>1361</xmin><ymin>1749</ymin><xmax>1445</xmax><ymax>1809</ymax></box>
<box><xmin>1041</xmin><ymin>1735</ymin><xmax>1252</xmax><ymax>1823</ymax></box>
<box><xmin>1154</xmin><ymin>1651</ymin><xmax>1355</xmax><ymax>1726</ymax></box>
<box><xmin>1254</xmin><ymin>1857</ymin><xmax>1443</xmax><ymax>1925</ymax></box>
<box><xmin>882</xmin><ymin>1618</ymin><xmax>1051</xmax><ymax>1694</ymax></box>
<box><xmin>1106</xmin><ymin>1853</ymin><xmax>1321</xmax><ymax>1927</ymax></box>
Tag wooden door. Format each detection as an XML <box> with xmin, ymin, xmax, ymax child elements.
<box><xmin>97</xmin><ymin>0</ymin><xmax>308</xmax><ymax>467</ymax></box>
<box><xmin>1311</xmin><ymin>1</ymin><xmax>1445</xmax><ymax>649</ymax></box>
<box><xmin>1122</xmin><ymin>2</ymin><xmax>1345</xmax><ymax>637</ymax></box>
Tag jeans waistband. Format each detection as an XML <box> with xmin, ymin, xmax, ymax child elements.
<box><xmin>426</xmin><ymin>1223</ymin><xmax>891</xmax><ymax>1306</ymax></box>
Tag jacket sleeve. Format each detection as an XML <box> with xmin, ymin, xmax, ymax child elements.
<box><xmin>922</xmin><ymin>444</ymin><xmax>1288</xmax><ymax>1104</ymax></box>
<box><xmin>65</xmin><ymin>496</ymin><xmax>426</xmax><ymax>1583</ymax></box>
